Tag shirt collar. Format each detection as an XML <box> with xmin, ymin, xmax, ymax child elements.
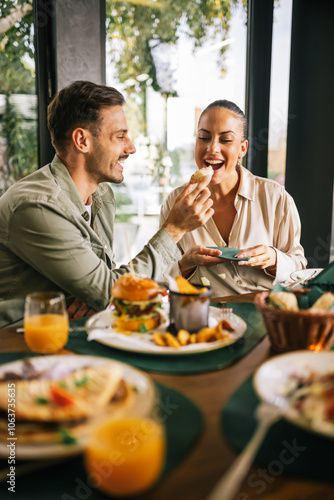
<box><xmin>237</xmin><ymin>166</ymin><xmax>255</xmax><ymax>202</ymax></box>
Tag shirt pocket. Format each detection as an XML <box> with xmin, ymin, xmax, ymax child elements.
<box><xmin>90</xmin><ymin>241</ymin><xmax>112</xmax><ymax>269</ymax></box>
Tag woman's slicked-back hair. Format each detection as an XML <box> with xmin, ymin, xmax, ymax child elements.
<box><xmin>47</xmin><ymin>80</ymin><xmax>125</xmax><ymax>153</ymax></box>
<box><xmin>199</xmin><ymin>99</ymin><xmax>247</xmax><ymax>140</ymax></box>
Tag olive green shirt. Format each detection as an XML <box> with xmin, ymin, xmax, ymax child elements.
<box><xmin>0</xmin><ymin>156</ymin><xmax>181</xmax><ymax>327</ymax></box>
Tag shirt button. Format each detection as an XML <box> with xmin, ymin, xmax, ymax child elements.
<box><xmin>104</xmin><ymin>245</ymin><xmax>108</xmax><ymax>250</ymax></box>
<box><xmin>236</xmin><ymin>279</ymin><xmax>242</xmax><ymax>285</ymax></box>
<box><xmin>82</xmin><ymin>211</ymin><xmax>89</xmax><ymax>221</ymax></box>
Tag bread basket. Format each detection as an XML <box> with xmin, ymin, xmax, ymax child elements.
<box><xmin>254</xmin><ymin>291</ymin><xmax>334</xmax><ymax>353</ymax></box>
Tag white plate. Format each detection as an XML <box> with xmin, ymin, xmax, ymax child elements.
<box><xmin>254</xmin><ymin>351</ymin><xmax>334</xmax><ymax>439</ymax></box>
<box><xmin>0</xmin><ymin>355</ymin><xmax>156</xmax><ymax>460</ymax></box>
<box><xmin>290</xmin><ymin>268</ymin><xmax>323</xmax><ymax>284</ymax></box>
<box><xmin>86</xmin><ymin>305</ymin><xmax>247</xmax><ymax>355</ymax></box>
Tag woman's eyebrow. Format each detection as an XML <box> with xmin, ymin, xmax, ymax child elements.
<box><xmin>198</xmin><ymin>128</ymin><xmax>236</xmax><ymax>135</ymax></box>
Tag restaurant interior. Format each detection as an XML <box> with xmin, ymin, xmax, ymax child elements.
<box><xmin>1</xmin><ymin>0</ymin><xmax>334</xmax><ymax>499</ymax></box>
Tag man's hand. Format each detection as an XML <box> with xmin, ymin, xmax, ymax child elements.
<box><xmin>67</xmin><ymin>298</ymin><xmax>98</xmax><ymax>320</ymax></box>
<box><xmin>179</xmin><ymin>245</ymin><xmax>222</xmax><ymax>278</ymax></box>
<box><xmin>162</xmin><ymin>176</ymin><xmax>214</xmax><ymax>243</ymax></box>
<box><xmin>236</xmin><ymin>245</ymin><xmax>277</xmax><ymax>275</ymax></box>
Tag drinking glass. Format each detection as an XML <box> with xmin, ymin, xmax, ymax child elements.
<box><xmin>84</xmin><ymin>415</ymin><xmax>166</xmax><ymax>497</ymax></box>
<box><xmin>24</xmin><ymin>291</ymin><xmax>69</xmax><ymax>353</ymax></box>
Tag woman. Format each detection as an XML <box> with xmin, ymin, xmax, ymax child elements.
<box><xmin>159</xmin><ymin>100</ymin><xmax>307</xmax><ymax>297</ymax></box>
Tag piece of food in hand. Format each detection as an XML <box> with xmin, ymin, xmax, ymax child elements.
<box><xmin>311</xmin><ymin>292</ymin><xmax>334</xmax><ymax>311</ymax></box>
<box><xmin>269</xmin><ymin>291</ymin><xmax>299</xmax><ymax>311</ymax></box>
<box><xmin>111</xmin><ymin>273</ymin><xmax>167</xmax><ymax>333</ymax></box>
<box><xmin>175</xmin><ymin>276</ymin><xmax>208</xmax><ymax>295</ymax></box>
<box><xmin>177</xmin><ymin>329</ymin><xmax>190</xmax><ymax>346</ymax></box>
<box><xmin>190</xmin><ymin>166</ymin><xmax>214</xmax><ymax>184</ymax></box>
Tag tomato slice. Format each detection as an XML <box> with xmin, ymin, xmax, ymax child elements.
<box><xmin>50</xmin><ymin>384</ymin><xmax>74</xmax><ymax>406</ymax></box>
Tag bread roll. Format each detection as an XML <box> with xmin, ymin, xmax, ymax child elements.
<box><xmin>269</xmin><ymin>292</ymin><xmax>299</xmax><ymax>311</ymax></box>
<box><xmin>311</xmin><ymin>292</ymin><xmax>334</xmax><ymax>311</ymax></box>
<box><xmin>190</xmin><ymin>166</ymin><xmax>213</xmax><ymax>184</ymax></box>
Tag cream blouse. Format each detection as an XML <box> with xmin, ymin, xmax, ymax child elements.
<box><xmin>159</xmin><ymin>166</ymin><xmax>307</xmax><ymax>298</ymax></box>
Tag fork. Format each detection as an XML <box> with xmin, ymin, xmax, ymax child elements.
<box><xmin>206</xmin><ymin>402</ymin><xmax>285</xmax><ymax>500</ymax></box>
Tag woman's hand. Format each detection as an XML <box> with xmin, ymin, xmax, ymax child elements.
<box><xmin>236</xmin><ymin>245</ymin><xmax>277</xmax><ymax>275</ymax></box>
<box><xmin>179</xmin><ymin>245</ymin><xmax>222</xmax><ymax>278</ymax></box>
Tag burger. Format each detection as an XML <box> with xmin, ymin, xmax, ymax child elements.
<box><xmin>111</xmin><ymin>273</ymin><xmax>167</xmax><ymax>333</ymax></box>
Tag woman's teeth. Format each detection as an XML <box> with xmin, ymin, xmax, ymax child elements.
<box><xmin>205</xmin><ymin>160</ymin><xmax>224</xmax><ymax>170</ymax></box>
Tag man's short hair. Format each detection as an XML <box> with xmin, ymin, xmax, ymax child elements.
<box><xmin>47</xmin><ymin>81</ymin><xmax>125</xmax><ymax>153</ymax></box>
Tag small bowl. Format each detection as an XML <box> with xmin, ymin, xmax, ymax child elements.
<box><xmin>254</xmin><ymin>291</ymin><xmax>334</xmax><ymax>353</ymax></box>
<box><xmin>169</xmin><ymin>285</ymin><xmax>212</xmax><ymax>334</ymax></box>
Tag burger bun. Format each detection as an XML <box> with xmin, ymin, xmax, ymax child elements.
<box><xmin>111</xmin><ymin>273</ymin><xmax>162</xmax><ymax>302</ymax></box>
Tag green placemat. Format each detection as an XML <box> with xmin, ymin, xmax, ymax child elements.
<box><xmin>221</xmin><ymin>375</ymin><xmax>334</xmax><ymax>483</ymax></box>
<box><xmin>0</xmin><ymin>352</ymin><xmax>203</xmax><ymax>499</ymax></box>
<box><xmin>66</xmin><ymin>303</ymin><xmax>266</xmax><ymax>374</ymax></box>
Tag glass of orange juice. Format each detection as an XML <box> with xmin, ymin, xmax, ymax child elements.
<box><xmin>84</xmin><ymin>415</ymin><xmax>166</xmax><ymax>497</ymax></box>
<box><xmin>24</xmin><ymin>291</ymin><xmax>69</xmax><ymax>353</ymax></box>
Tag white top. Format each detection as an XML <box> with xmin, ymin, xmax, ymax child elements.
<box><xmin>159</xmin><ymin>166</ymin><xmax>307</xmax><ymax>298</ymax></box>
<box><xmin>85</xmin><ymin>201</ymin><xmax>92</xmax><ymax>226</ymax></box>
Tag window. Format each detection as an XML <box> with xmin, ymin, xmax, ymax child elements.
<box><xmin>267</xmin><ymin>0</ymin><xmax>293</xmax><ymax>186</ymax></box>
<box><xmin>0</xmin><ymin>2</ymin><xmax>37</xmax><ymax>196</ymax></box>
<box><xmin>105</xmin><ymin>0</ymin><xmax>247</xmax><ymax>264</ymax></box>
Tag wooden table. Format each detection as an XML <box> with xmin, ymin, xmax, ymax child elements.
<box><xmin>1</xmin><ymin>318</ymin><xmax>333</xmax><ymax>500</ymax></box>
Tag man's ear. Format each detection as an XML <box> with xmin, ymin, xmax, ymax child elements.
<box><xmin>72</xmin><ymin>128</ymin><xmax>91</xmax><ymax>153</ymax></box>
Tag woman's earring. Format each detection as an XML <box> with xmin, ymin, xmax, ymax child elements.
<box><xmin>237</xmin><ymin>157</ymin><xmax>241</xmax><ymax>167</ymax></box>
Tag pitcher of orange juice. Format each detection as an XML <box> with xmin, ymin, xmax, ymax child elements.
<box><xmin>24</xmin><ymin>291</ymin><xmax>69</xmax><ymax>353</ymax></box>
<box><xmin>84</xmin><ymin>416</ymin><xmax>166</xmax><ymax>497</ymax></box>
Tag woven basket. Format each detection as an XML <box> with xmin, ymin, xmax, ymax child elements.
<box><xmin>254</xmin><ymin>291</ymin><xmax>334</xmax><ymax>353</ymax></box>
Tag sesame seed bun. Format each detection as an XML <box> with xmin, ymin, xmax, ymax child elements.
<box><xmin>111</xmin><ymin>273</ymin><xmax>163</xmax><ymax>302</ymax></box>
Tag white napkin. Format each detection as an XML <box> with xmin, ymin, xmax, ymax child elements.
<box><xmin>87</xmin><ymin>329</ymin><xmax>151</xmax><ymax>348</ymax></box>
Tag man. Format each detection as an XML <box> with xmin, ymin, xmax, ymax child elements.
<box><xmin>0</xmin><ymin>81</ymin><xmax>217</xmax><ymax>326</ymax></box>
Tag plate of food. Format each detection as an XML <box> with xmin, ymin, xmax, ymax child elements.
<box><xmin>290</xmin><ymin>268</ymin><xmax>323</xmax><ymax>285</ymax></box>
<box><xmin>254</xmin><ymin>351</ymin><xmax>334</xmax><ymax>439</ymax></box>
<box><xmin>86</xmin><ymin>306</ymin><xmax>246</xmax><ymax>354</ymax></box>
<box><xmin>86</xmin><ymin>274</ymin><xmax>247</xmax><ymax>355</ymax></box>
<box><xmin>0</xmin><ymin>355</ymin><xmax>156</xmax><ymax>459</ymax></box>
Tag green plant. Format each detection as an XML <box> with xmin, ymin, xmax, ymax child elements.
<box><xmin>106</xmin><ymin>0</ymin><xmax>240</xmax><ymax>96</ymax></box>
<box><xmin>1</xmin><ymin>94</ymin><xmax>37</xmax><ymax>186</ymax></box>
<box><xmin>0</xmin><ymin>1</ymin><xmax>36</xmax><ymax>193</ymax></box>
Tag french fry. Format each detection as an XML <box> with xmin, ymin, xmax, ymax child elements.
<box><xmin>165</xmin><ymin>332</ymin><xmax>181</xmax><ymax>348</ymax></box>
<box><xmin>177</xmin><ymin>329</ymin><xmax>190</xmax><ymax>346</ymax></box>
<box><xmin>197</xmin><ymin>327</ymin><xmax>218</xmax><ymax>343</ymax></box>
<box><xmin>152</xmin><ymin>323</ymin><xmax>232</xmax><ymax>348</ymax></box>
<box><xmin>215</xmin><ymin>330</ymin><xmax>230</xmax><ymax>341</ymax></box>
<box><xmin>216</xmin><ymin>319</ymin><xmax>234</xmax><ymax>335</ymax></box>
<box><xmin>190</xmin><ymin>333</ymin><xmax>198</xmax><ymax>344</ymax></box>
<box><xmin>152</xmin><ymin>332</ymin><xmax>166</xmax><ymax>347</ymax></box>
<box><xmin>175</xmin><ymin>276</ymin><xmax>208</xmax><ymax>295</ymax></box>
